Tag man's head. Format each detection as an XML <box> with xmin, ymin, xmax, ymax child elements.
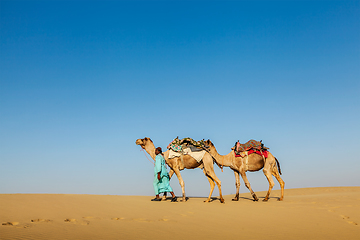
<box><xmin>155</xmin><ymin>147</ymin><xmax>162</xmax><ymax>155</ymax></box>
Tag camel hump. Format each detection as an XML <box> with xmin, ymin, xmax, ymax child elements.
<box><xmin>234</xmin><ymin>139</ymin><xmax>269</xmax><ymax>153</ymax></box>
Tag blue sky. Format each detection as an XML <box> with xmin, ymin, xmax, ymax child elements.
<box><xmin>1</xmin><ymin>0</ymin><xmax>359</xmax><ymax>197</ymax></box>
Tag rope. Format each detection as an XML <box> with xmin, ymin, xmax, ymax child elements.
<box><xmin>245</xmin><ymin>151</ymin><xmax>249</xmax><ymax>169</ymax></box>
<box><xmin>180</xmin><ymin>153</ymin><xmax>184</xmax><ymax>168</ymax></box>
<box><xmin>221</xmin><ymin>154</ymin><xmax>224</xmax><ymax>172</ymax></box>
<box><xmin>140</xmin><ymin>148</ymin><xmax>155</xmax><ymax>166</ymax></box>
<box><xmin>260</xmin><ymin>149</ymin><xmax>266</xmax><ymax>163</ymax></box>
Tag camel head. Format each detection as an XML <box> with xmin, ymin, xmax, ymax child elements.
<box><xmin>135</xmin><ymin>137</ymin><xmax>153</xmax><ymax>149</ymax></box>
<box><xmin>204</xmin><ymin>139</ymin><xmax>219</xmax><ymax>156</ymax></box>
<box><xmin>204</xmin><ymin>139</ymin><xmax>215</xmax><ymax>148</ymax></box>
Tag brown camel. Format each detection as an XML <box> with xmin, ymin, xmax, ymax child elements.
<box><xmin>136</xmin><ymin>137</ymin><xmax>224</xmax><ymax>203</ymax></box>
<box><xmin>204</xmin><ymin>140</ymin><xmax>285</xmax><ymax>201</ymax></box>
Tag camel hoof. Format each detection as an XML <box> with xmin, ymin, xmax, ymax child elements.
<box><xmin>252</xmin><ymin>194</ymin><xmax>259</xmax><ymax>201</ymax></box>
<box><xmin>232</xmin><ymin>195</ymin><xmax>239</xmax><ymax>201</ymax></box>
<box><xmin>278</xmin><ymin>198</ymin><xmax>283</xmax><ymax>201</ymax></box>
<box><xmin>220</xmin><ymin>199</ymin><xmax>225</xmax><ymax>203</ymax></box>
<box><xmin>204</xmin><ymin>200</ymin><xmax>210</xmax><ymax>203</ymax></box>
<box><xmin>262</xmin><ymin>198</ymin><xmax>269</xmax><ymax>202</ymax></box>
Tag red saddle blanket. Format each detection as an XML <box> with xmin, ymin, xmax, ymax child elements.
<box><xmin>234</xmin><ymin>149</ymin><xmax>269</xmax><ymax>158</ymax></box>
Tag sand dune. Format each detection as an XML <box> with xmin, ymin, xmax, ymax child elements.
<box><xmin>1</xmin><ymin>187</ymin><xmax>359</xmax><ymax>240</ymax></box>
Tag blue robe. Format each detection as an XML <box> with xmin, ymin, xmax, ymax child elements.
<box><xmin>153</xmin><ymin>154</ymin><xmax>173</xmax><ymax>195</ymax></box>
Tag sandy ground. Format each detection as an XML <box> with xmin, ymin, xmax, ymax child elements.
<box><xmin>1</xmin><ymin>187</ymin><xmax>359</xmax><ymax>240</ymax></box>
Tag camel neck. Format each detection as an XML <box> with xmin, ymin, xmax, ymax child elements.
<box><xmin>144</xmin><ymin>144</ymin><xmax>156</xmax><ymax>160</ymax></box>
<box><xmin>209</xmin><ymin>146</ymin><xmax>234</xmax><ymax>167</ymax></box>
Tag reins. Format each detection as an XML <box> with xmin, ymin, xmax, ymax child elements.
<box><xmin>140</xmin><ymin>148</ymin><xmax>155</xmax><ymax>166</ymax></box>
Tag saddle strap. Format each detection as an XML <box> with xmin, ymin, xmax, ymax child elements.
<box><xmin>260</xmin><ymin>150</ymin><xmax>266</xmax><ymax>163</ymax></box>
<box><xmin>180</xmin><ymin>154</ymin><xmax>184</xmax><ymax>169</ymax></box>
<box><xmin>245</xmin><ymin>151</ymin><xmax>249</xmax><ymax>169</ymax></box>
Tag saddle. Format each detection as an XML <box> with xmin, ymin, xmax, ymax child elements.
<box><xmin>232</xmin><ymin>139</ymin><xmax>269</xmax><ymax>157</ymax></box>
<box><xmin>167</xmin><ymin>137</ymin><xmax>208</xmax><ymax>152</ymax></box>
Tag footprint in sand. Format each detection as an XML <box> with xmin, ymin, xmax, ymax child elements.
<box><xmin>31</xmin><ymin>219</ymin><xmax>52</xmax><ymax>223</ymax></box>
<box><xmin>2</xmin><ymin>222</ymin><xmax>32</xmax><ymax>228</ymax></box>
<box><xmin>2</xmin><ymin>222</ymin><xmax>19</xmax><ymax>226</ymax></box>
<box><xmin>64</xmin><ymin>218</ymin><xmax>77</xmax><ymax>223</ymax></box>
<box><xmin>340</xmin><ymin>215</ymin><xmax>358</xmax><ymax>226</ymax></box>
<box><xmin>111</xmin><ymin>217</ymin><xmax>125</xmax><ymax>220</ymax></box>
<box><xmin>64</xmin><ymin>218</ymin><xmax>89</xmax><ymax>225</ymax></box>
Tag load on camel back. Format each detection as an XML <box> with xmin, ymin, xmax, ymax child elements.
<box><xmin>232</xmin><ymin>139</ymin><xmax>270</xmax><ymax>159</ymax></box>
<box><xmin>167</xmin><ymin>137</ymin><xmax>209</xmax><ymax>162</ymax></box>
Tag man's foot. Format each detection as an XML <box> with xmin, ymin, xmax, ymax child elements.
<box><xmin>171</xmin><ymin>197</ymin><xmax>177</xmax><ymax>202</ymax></box>
<box><xmin>151</xmin><ymin>198</ymin><xmax>161</xmax><ymax>201</ymax></box>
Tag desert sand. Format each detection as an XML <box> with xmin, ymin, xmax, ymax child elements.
<box><xmin>1</xmin><ymin>187</ymin><xmax>359</xmax><ymax>240</ymax></box>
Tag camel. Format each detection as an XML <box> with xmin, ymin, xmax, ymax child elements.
<box><xmin>204</xmin><ymin>140</ymin><xmax>285</xmax><ymax>201</ymax></box>
<box><xmin>136</xmin><ymin>137</ymin><xmax>224</xmax><ymax>203</ymax></box>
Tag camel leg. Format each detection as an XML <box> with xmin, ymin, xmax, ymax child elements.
<box><xmin>272</xmin><ymin>166</ymin><xmax>285</xmax><ymax>201</ymax></box>
<box><xmin>239</xmin><ymin>171</ymin><xmax>259</xmax><ymax>201</ymax></box>
<box><xmin>203</xmin><ymin>157</ymin><xmax>224</xmax><ymax>203</ymax></box>
<box><xmin>232</xmin><ymin>171</ymin><xmax>240</xmax><ymax>201</ymax></box>
<box><xmin>262</xmin><ymin>166</ymin><xmax>275</xmax><ymax>202</ymax></box>
<box><xmin>165</xmin><ymin>167</ymin><xmax>175</xmax><ymax>200</ymax></box>
<box><xmin>203</xmin><ymin>169</ymin><xmax>216</xmax><ymax>203</ymax></box>
<box><xmin>169</xmin><ymin>169</ymin><xmax>174</xmax><ymax>179</ymax></box>
<box><xmin>172</xmin><ymin>168</ymin><xmax>186</xmax><ymax>201</ymax></box>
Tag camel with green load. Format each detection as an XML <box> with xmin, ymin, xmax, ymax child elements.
<box><xmin>136</xmin><ymin>137</ymin><xmax>225</xmax><ymax>203</ymax></box>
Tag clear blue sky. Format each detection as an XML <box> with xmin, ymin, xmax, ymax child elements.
<box><xmin>1</xmin><ymin>1</ymin><xmax>359</xmax><ymax>197</ymax></box>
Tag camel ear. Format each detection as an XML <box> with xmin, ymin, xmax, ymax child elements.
<box><xmin>145</xmin><ymin>137</ymin><xmax>153</xmax><ymax>143</ymax></box>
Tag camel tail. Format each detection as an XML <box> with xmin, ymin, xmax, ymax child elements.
<box><xmin>275</xmin><ymin>157</ymin><xmax>282</xmax><ymax>175</ymax></box>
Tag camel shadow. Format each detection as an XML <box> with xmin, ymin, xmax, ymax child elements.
<box><xmin>161</xmin><ymin>196</ymin><xmax>190</xmax><ymax>202</ymax></box>
<box><xmin>238</xmin><ymin>196</ymin><xmax>255</xmax><ymax>201</ymax></box>
<box><xmin>238</xmin><ymin>196</ymin><xmax>281</xmax><ymax>202</ymax></box>
<box><xmin>173</xmin><ymin>196</ymin><xmax>223</xmax><ymax>203</ymax></box>
<box><xmin>162</xmin><ymin>196</ymin><xmax>280</xmax><ymax>202</ymax></box>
